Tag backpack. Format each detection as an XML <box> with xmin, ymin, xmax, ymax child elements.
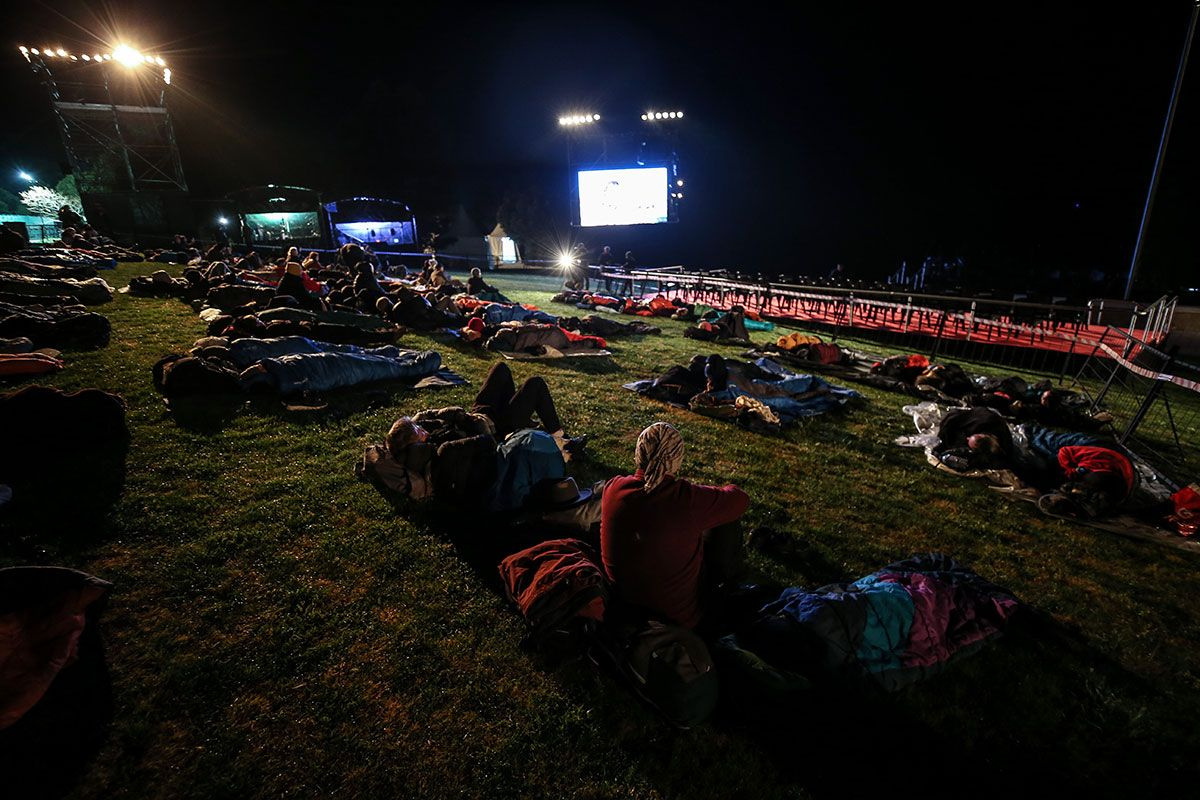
<box><xmin>489</xmin><ymin>429</ymin><xmax>565</xmax><ymax>512</ymax></box>
<box><xmin>618</xmin><ymin>620</ymin><xmax>718</xmax><ymax>729</ymax></box>
<box><xmin>497</xmin><ymin>538</ymin><xmax>609</xmax><ymax>649</ymax></box>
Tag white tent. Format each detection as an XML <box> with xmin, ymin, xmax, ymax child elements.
<box><xmin>486</xmin><ymin>223</ymin><xmax>519</xmax><ymax>268</ymax></box>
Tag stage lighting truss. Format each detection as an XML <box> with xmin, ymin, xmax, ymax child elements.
<box><xmin>641</xmin><ymin>110</ymin><xmax>684</xmax><ymax>122</ymax></box>
<box><xmin>17</xmin><ymin>43</ymin><xmax>171</xmax><ymax>84</ymax></box>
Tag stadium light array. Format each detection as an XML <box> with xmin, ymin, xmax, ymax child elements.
<box><xmin>17</xmin><ymin>170</ymin><xmax>34</xmax><ymax>182</ymax></box>
<box><xmin>642</xmin><ymin>110</ymin><xmax>684</xmax><ymax>121</ymax></box>
<box><xmin>558</xmin><ymin>113</ymin><xmax>601</xmax><ymax>126</ymax></box>
<box><xmin>16</xmin><ymin>43</ymin><xmax>172</xmax><ymax>83</ymax></box>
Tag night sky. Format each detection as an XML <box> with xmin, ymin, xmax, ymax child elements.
<box><xmin>2</xmin><ymin>2</ymin><xmax>1197</xmax><ymax>294</ymax></box>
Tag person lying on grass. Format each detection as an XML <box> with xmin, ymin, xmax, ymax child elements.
<box><xmin>600</xmin><ymin>422</ymin><xmax>749</xmax><ymax>630</ymax></box>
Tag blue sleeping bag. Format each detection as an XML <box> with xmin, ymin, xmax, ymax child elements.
<box><xmin>228</xmin><ymin>336</ymin><xmax>403</xmax><ymax>369</ymax></box>
<box><xmin>254</xmin><ymin>349</ymin><xmax>441</xmax><ymax>395</ymax></box>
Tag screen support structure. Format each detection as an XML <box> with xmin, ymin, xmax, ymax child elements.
<box><xmin>564</xmin><ymin>124</ymin><xmax>681</xmax><ymax>227</ymax></box>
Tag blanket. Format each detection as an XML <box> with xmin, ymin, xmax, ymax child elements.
<box><xmin>0</xmin><ymin>272</ymin><xmax>113</xmax><ymax>306</ymax></box>
<box><xmin>741</xmin><ymin>554</ymin><xmax>1019</xmax><ymax>691</ymax></box>
<box><xmin>625</xmin><ymin>357</ymin><xmax>860</xmax><ymax>431</ymax></box>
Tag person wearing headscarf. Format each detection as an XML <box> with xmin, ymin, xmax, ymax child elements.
<box><xmin>600</xmin><ymin>422</ymin><xmax>749</xmax><ymax>629</ymax></box>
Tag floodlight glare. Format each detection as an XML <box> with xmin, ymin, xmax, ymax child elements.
<box><xmin>163</xmin><ymin>68</ymin><xmax>171</xmax><ymax>84</ymax></box>
<box><xmin>557</xmin><ymin>252</ymin><xmax>576</xmax><ymax>269</ymax></box>
<box><xmin>641</xmin><ymin>114</ymin><xmax>648</xmax><ymax>120</ymax></box>
<box><xmin>112</xmin><ymin>45</ymin><xmax>141</xmax><ymax>67</ymax></box>
<box><xmin>592</xmin><ymin>113</ymin><xmax>600</xmax><ymax>121</ymax></box>
<box><xmin>218</xmin><ymin>216</ymin><xmax>229</xmax><ymax>225</ymax></box>
<box><xmin>103</xmin><ymin>53</ymin><xmax>112</xmax><ymax>60</ymax></box>
<box><xmin>677</xmin><ymin>180</ymin><xmax>684</xmax><ymax>186</ymax></box>
<box><xmin>19</xmin><ymin>46</ymin><xmax>28</xmax><ymax>53</ymax></box>
<box><xmin>29</xmin><ymin>48</ymin><xmax>39</xmax><ymax>55</ymax></box>
<box><xmin>93</xmin><ymin>54</ymin><xmax>102</xmax><ymax>61</ymax></box>
<box><xmin>18</xmin><ymin>170</ymin><xmax>34</xmax><ymax>182</ymax></box>
<box><xmin>677</xmin><ymin>111</ymin><xmax>683</xmax><ymax>118</ymax></box>
<box><xmin>155</xmin><ymin>56</ymin><xmax>165</xmax><ymax>66</ymax></box>
<box><xmin>81</xmin><ymin>54</ymin><xmax>90</xmax><ymax>60</ymax></box>
<box><xmin>43</xmin><ymin>49</ymin><xmax>54</xmax><ymax>57</ymax></box>
<box><xmin>677</xmin><ymin>193</ymin><xmax>683</xmax><ymax>199</ymax></box>
<box><xmin>57</xmin><ymin>48</ymin><xmax>67</xmax><ymax>56</ymax></box>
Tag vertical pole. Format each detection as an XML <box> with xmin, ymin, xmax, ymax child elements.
<box><xmin>1125</xmin><ymin>0</ymin><xmax>1200</xmax><ymax>300</ymax></box>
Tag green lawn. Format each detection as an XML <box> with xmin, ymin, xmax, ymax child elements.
<box><xmin>2</xmin><ymin>264</ymin><xmax>1198</xmax><ymax>799</ymax></box>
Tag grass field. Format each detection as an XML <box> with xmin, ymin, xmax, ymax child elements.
<box><xmin>2</xmin><ymin>263</ymin><xmax>1199</xmax><ymax>799</ymax></box>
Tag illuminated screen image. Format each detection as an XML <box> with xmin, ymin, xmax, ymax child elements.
<box><xmin>334</xmin><ymin>220</ymin><xmax>416</xmax><ymax>245</ymax></box>
<box><xmin>243</xmin><ymin>212</ymin><xmax>321</xmax><ymax>242</ymax></box>
<box><xmin>577</xmin><ymin>167</ymin><xmax>669</xmax><ymax>227</ymax></box>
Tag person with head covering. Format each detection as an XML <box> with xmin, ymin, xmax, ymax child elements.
<box><xmin>600</xmin><ymin>422</ymin><xmax>749</xmax><ymax>629</ymax></box>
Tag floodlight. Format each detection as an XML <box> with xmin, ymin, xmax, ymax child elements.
<box><xmin>557</xmin><ymin>252</ymin><xmax>576</xmax><ymax>269</ymax></box>
<box><xmin>43</xmin><ymin>49</ymin><xmax>54</xmax><ymax>57</ymax></box>
<box><xmin>30</xmin><ymin>48</ymin><xmax>39</xmax><ymax>55</ymax></box>
<box><xmin>112</xmin><ymin>45</ymin><xmax>141</xmax><ymax>67</ymax></box>
<box><xmin>18</xmin><ymin>170</ymin><xmax>34</xmax><ymax>182</ymax></box>
<box><xmin>103</xmin><ymin>53</ymin><xmax>112</xmax><ymax>60</ymax></box>
<box><xmin>93</xmin><ymin>54</ymin><xmax>102</xmax><ymax>61</ymax></box>
<box><xmin>155</xmin><ymin>56</ymin><xmax>165</xmax><ymax>66</ymax></box>
<box><xmin>677</xmin><ymin>180</ymin><xmax>684</xmax><ymax>187</ymax></box>
<box><xmin>677</xmin><ymin>111</ymin><xmax>683</xmax><ymax>118</ymax></box>
<box><xmin>18</xmin><ymin>46</ymin><xmax>27</xmax><ymax>53</ymax></box>
<box><xmin>641</xmin><ymin>114</ymin><xmax>648</xmax><ymax>120</ymax></box>
<box><xmin>163</xmin><ymin>68</ymin><xmax>171</xmax><ymax>84</ymax></box>
<box><xmin>677</xmin><ymin>193</ymin><xmax>683</xmax><ymax>199</ymax></box>
<box><xmin>57</xmin><ymin>48</ymin><xmax>67</xmax><ymax>56</ymax></box>
<box><xmin>218</xmin><ymin>216</ymin><xmax>229</xmax><ymax>225</ymax></box>
<box><xmin>592</xmin><ymin>113</ymin><xmax>600</xmax><ymax>121</ymax></box>
<box><xmin>82</xmin><ymin>54</ymin><xmax>91</xmax><ymax>60</ymax></box>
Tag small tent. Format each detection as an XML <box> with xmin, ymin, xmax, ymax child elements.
<box><xmin>486</xmin><ymin>223</ymin><xmax>519</xmax><ymax>268</ymax></box>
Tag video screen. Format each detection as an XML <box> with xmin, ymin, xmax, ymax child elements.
<box><xmin>577</xmin><ymin>167</ymin><xmax>669</xmax><ymax>227</ymax></box>
<box><xmin>243</xmin><ymin>212</ymin><xmax>321</xmax><ymax>242</ymax></box>
<box><xmin>333</xmin><ymin>220</ymin><xmax>416</xmax><ymax>246</ymax></box>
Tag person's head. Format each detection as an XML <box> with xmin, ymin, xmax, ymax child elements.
<box><xmin>286</xmin><ymin>246</ymin><xmax>299</xmax><ymax>260</ymax></box>
<box><xmin>967</xmin><ymin>433</ymin><xmax>1001</xmax><ymax>455</ymax></box>
<box><xmin>704</xmin><ymin>354</ymin><xmax>729</xmax><ymax>391</ymax></box>
<box><xmin>386</xmin><ymin>417</ymin><xmax>429</xmax><ymax>457</ymax></box>
<box><xmin>285</xmin><ymin>261</ymin><xmax>303</xmax><ymax>276</ymax></box>
<box><xmin>305</xmin><ymin>251</ymin><xmax>320</xmax><ymax>263</ymax></box>
<box><xmin>470</xmin><ymin>267</ymin><xmax>481</xmax><ymax>278</ymax></box>
<box><xmin>602</xmin><ymin>245</ymin><xmax>611</xmax><ymax>254</ymax></box>
<box><xmin>634</xmin><ymin>422</ymin><xmax>684</xmax><ymax>491</ymax></box>
<box><xmin>625</xmin><ymin>251</ymin><xmax>633</xmax><ymax>259</ymax></box>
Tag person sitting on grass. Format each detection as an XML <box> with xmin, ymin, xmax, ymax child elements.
<box><xmin>467</xmin><ymin>268</ymin><xmax>507</xmax><ymax>302</ymax></box>
<box><xmin>600</xmin><ymin>422</ymin><xmax>749</xmax><ymax>630</ymax></box>
<box><xmin>472</xmin><ymin>361</ymin><xmax>586</xmax><ymax>460</ymax></box>
<box><xmin>274</xmin><ymin>262</ymin><xmax>325</xmax><ymax>312</ymax></box>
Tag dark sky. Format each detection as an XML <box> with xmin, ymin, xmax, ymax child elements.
<box><xmin>2</xmin><ymin>1</ymin><xmax>1197</xmax><ymax>293</ymax></box>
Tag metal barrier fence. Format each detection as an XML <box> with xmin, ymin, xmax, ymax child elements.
<box><xmin>1067</xmin><ymin>327</ymin><xmax>1200</xmax><ymax>485</ymax></box>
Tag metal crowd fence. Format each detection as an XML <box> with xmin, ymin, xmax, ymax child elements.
<box><xmin>1067</xmin><ymin>327</ymin><xmax>1200</xmax><ymax>486</ymax></box>
<box><xmin>592</xmin><ymin>266</ymin><xmax>1177</xmax><ymax>376</ymax></box>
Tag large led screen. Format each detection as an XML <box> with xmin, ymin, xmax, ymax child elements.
<box><xmin>243</xmin><ymin>212</ymin><xmax>321</xmax><ymax>242</ymax></box>
<box><xmin>333</xmin><ymin>220</ymin><xmax>416</xmax><ymax>245</ymax></box>
<box><xmin>577</xmin><ymin>167</ymin><xmax>669</xmax><ymax>227</ymax></box>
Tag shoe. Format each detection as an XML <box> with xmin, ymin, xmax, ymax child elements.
<box><xmin>562</xmin><ymin>434</ymin><xmax>588</xmax><ymax>461</ymax></box>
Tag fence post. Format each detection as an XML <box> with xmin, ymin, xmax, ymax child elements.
<box><xmin>930</xmin><ymin>310</ymin><xmax>948</xmax><ymax>360</ymax></box>
<box><xmin>1119</xmin><ymin>346</ymin><xmax>1179</xmax><ymax>445</ymax></box>
<box><xmin>847</xmin><ymin>293</ymin><xmax>855</xmax><ymax>329</ymax></box>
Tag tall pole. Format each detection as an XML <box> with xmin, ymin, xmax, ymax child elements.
<box><xmin>1124</xmin><ymin>0</ymin><xmax>1200</xmax><ymax>300</ymax></box>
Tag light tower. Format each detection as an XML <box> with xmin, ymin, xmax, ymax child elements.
<box><xmin>18</xmin><ymin>43</ymin><xmax>188</xmax><ymax>236</ymax></box>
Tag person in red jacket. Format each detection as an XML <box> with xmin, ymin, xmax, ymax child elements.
<box><xmin>1041</xmin><ymin>445</ymin><xmax>1136</xmax><ymax>518</ymax></box>
<box><xmin>600</xmin><ymin>422</ymin><xmax>750</xmax><ymax>629</ymax></box>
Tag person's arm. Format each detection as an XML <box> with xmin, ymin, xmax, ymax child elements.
<box><xmin>683</xmin><ymin>481</ymin><xmax>750</xmax><ymax>529</ymax></box>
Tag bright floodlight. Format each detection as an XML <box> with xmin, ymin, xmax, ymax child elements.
<box><xmin>677</xmin><ymin>111</ymin><xmax>683</xmax><ymax>118</ymax></box>
<box><xmin>641</xmin><ymin>114</ymin><xmax>647</xmax><ymax>120</ymax></box>
<box><xmin>677</xmin><ymin>179</ymin><xmax>684</xmax><ymax>186</ymax></box>
<box><xmin>557</xmin><ymin>252</ymin><xmax>576</xmax><ymax>269</ymax></box>
<box><xmin>163</xmin><ymin>68</ymin><xmax>171</xmax><ymax>84</ymax></box>
<box><xmin>29</xmin><ymin>48</ymin><xmax>39</xmax><ymax>55</ymax></box>
<box><xmin>218</xmin><ymin>216</ymin><xmax>229</xmax><ymax>225</ymax></box>
<box><xmin>112</xmin><ymin>45</ymin><xmax>142</xmax><ymax>67</ymax></box>
<box><xmin>18</xmin><ymin>170</ymin><xmax>34</xmax><ymax>182</ymax></box>
<box><xmin>155</xmin><ymin>56</ymin><xmax>165</xmax><ymax>66</ymax></box>
<box><xmin>592</xmin><ymin>113</ymin><xmax>600</xmax><ymax>120</ymax></box>
<box><xmin>56</xmin><ymin>48</ymin><xmax>67</xmax><ymax>56</ymax></box>
<box><xmin>81</xmin><ymin>53</ymin><xmax>90</xmax><ymax>60</ymax></box>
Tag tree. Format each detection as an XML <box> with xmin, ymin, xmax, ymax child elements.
<box><xmin>0</xmin><ymin>187</ymin><xmax>20</xmax><ymax>214</ymax></box>
<box><xmin>19</xmin><ymin>185</ymin><xmax>83</xmax><ymax>219</ymax></box>
<box><xmin>496</xmin><ymin>189</ymin><xmax>557</xmax><ymax>259</ymax></box>
<box><xmin>55</xmin><ymin>175</ymin><xmax>82</xmax><ymax>205</ymax></box>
